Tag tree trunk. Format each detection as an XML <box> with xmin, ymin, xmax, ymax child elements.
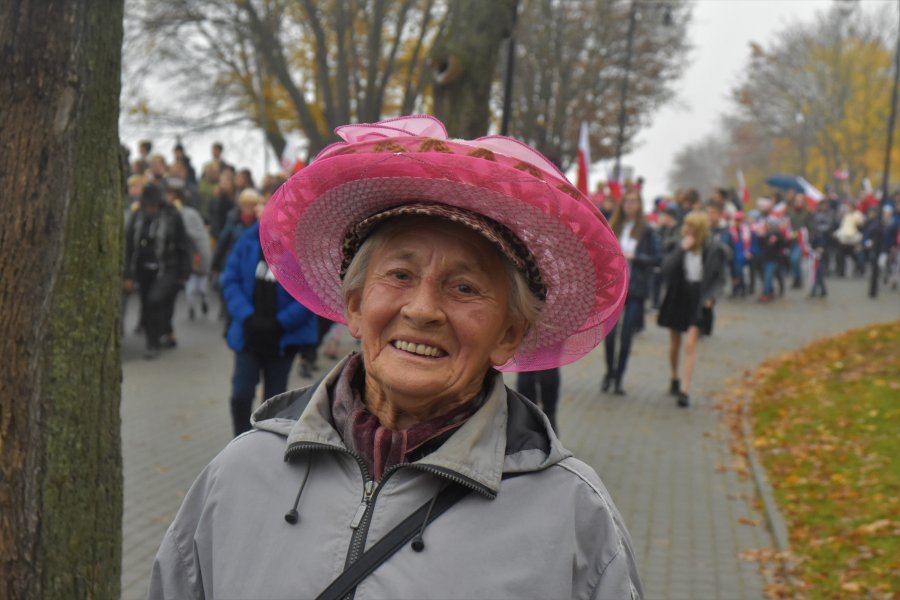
<box><xmin>431</xmin><ymin>0</ymin><xmax>518</xmax><ymax>138</ymax></box>
<box><xmin>0</xmin><ymin>1</ymin><xmax>124</xmax><ymax>598</ymax></box>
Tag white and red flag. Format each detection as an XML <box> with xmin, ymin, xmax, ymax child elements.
<box><xmin>797</xmin><ymin>176</ymin><xmax>823</xmax><ymax>207</ymax></box>
<box><xmin>576</xmin><ymin>121</ymin><xmax>591</xmax><ymax>196</ymax></box>
<box><xmin>280</xmin><ymin>137</ymin><xmax>306</xmax><ymax>175</ymax></box>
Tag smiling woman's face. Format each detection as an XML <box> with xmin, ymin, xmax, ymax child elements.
<box><xmin>345</xmin><ymin>218</ymin><xmax>526</xmax><ymax>428</ymax></box>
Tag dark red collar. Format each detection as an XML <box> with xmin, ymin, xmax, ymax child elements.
<box><xmin>330</xmin><ymin>354</ymin><xmax>487</xmax><ymax>480</ymax></box>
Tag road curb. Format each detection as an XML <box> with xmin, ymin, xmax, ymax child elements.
<box><xmin>739</xmin><ymin>399</ymin><xmax>791</xmax><ymax>554</ymax></box>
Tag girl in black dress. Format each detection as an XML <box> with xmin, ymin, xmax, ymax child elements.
<box><xmin>657</xmin><ymin>211</ymin><xmax>728</xmax><ymax>407</ymax></box>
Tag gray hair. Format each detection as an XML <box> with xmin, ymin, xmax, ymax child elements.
<box><xmin>340</xmin><ymin>217</ymin><xmax>543</xmax><ymax>332</ymax></box>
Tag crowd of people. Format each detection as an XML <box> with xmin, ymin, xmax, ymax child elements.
<box><xmin>120</xmin><ymin>135</ymin><xmax>900</xmax><ymax>434</ymax></box>
<box><xmin>587</xmin><ymin>181</ymin><xmax>900</xmax><ymax>410</ymax></box>
<box><xmin>121</xmin><ymin>139</ymin><xmax>332</xmax><ymax>435</ymax></box>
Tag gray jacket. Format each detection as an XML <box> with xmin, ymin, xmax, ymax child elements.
<box><xmin>149</xmin><ymin>359</ymin><xmax>642</xmax><ymax>599</ymax></box>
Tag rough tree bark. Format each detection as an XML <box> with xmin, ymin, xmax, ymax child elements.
<box><xmin>431</xmin><ymin>0</ymin><xmax>518</xmax><ymax>138</ymax></box>
<box><xmin>0</xmin><ymin>1</ymin><xmax>124</xmax><ymax>598</ymax></box>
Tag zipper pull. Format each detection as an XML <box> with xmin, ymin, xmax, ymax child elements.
<box><xmin>350</xmin><ymin>480</ymin><xmax>377</xmax><ymax>529</ymax></box>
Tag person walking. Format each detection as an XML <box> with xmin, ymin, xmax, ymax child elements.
<box><xmin>787</xmin><ymin>193</ymin><xmax>814</xmax><ymax>289</ymax></box>
<box><xmin>757</xmin><ymin>217</ymin><xmax>787</xmax><ymax>303</ymax></box>
<box><xmin>657</xmin><ymin>210</ymin><xmax>727</xmax><ymax>407</ymax></box>
<box><xmin>123</xmin><ymin>183</ymin><xmax>191</xmax><ymax>358</ymax></box>
<box><xmin>220</xmin><ymin>221</ymin><xmax>318</xmax><ymax>436</ymax></box>
<box><xmin>516</xmin><ymin>367</ymin><xmax>561</xmax><ymax>432</ymax></box>
<box><xmin>166</xmin><ymin>180</ymin><xmax>212</xmax><ymax>320</ymax></box>
<box><xmin>602</xmin><ymin>190</ymin><xmax>660</xmax><ymax>395</ymax></box>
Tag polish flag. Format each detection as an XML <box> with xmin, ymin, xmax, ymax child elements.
<box><xmin>736</xmin><ymin>169</ymin><xmax>750</xmax><ymax>207</ymax></box>
<box><xmin>797</xmin><ymin>176</ymin><xmax>823</xmax><ymax>207</ymax></box>
<box><xmin>576</xmin><ymin>121</ymin><xmax>591</xmax><ymax>196</ymax></box>
<box><xmin>280</xmin><ymin>137</ymin><xmax>306</xmax><ymax>175</ymax></box>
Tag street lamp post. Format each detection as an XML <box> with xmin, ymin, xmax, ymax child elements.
<box><xmin>613</xmin><ymin>0</ymin><xmax>638</xmax><ymax>183</ymax></box>
<box><xmin>500</xmin><ymin>0</ymin><xmax>520</xmax><ymax>137</ymax></box>
<box><xmin>613</xmin><ymin>2</ymin><xmax>672</xmax><ymax>183</ymax></box>
<box><xmin>872</xmin><ymin>0</ymin><xmax>900</xmax><ymax>298</ymax></box>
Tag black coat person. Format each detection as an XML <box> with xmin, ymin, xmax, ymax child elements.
<box><xmin>124</xmin><ymin>183</ymin><xmax>192</xmax><ymax>358</ymax></box>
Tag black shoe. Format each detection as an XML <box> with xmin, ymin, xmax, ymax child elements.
<box><xmin>601</xmin><ymin>371</ymin><xmax>615</xmax><ymax>393</ymax></box>
<box><xmin>613</xmin><ymin>384</ymin><xmax>626</xmax><ymax>396</ymax></box>
<box><xmin>676</xmin><ymin>392</ymin><xmax>690</xmax><ymax>407</ymax></box>
<box><xmin>189</xmin><ymin>307</ymin><xmax>196</xmax><ymax>321</ymax></box>
<box><xmin>143</xmin><ymin>346</ymin><xmax>160</xmax><ymax>360</ymax></box>
<box><xmin>201</xmin><ymin>300</ymin><xmax>209</xmax><ymax>315</ymax></box>
<box><xmin>669</xmin><ymin>378</ymin><xmax>681</xmax><ymax>396</ymax></box>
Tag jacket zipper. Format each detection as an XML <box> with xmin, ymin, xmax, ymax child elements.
<box><xmin>285</xmin><ymin>441</ymin><xmax>495</xmax><ymax>600</ymax></box>
<box><xmin>285</xmin><ymin>441</ymin><xmax>376</xmax><ymax>600</ymax></box>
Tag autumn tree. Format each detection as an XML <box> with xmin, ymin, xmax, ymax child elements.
<box><xmin>507</xmin><ymin>0</ymin><xmax>691</xmax><ymax>168</ymax></box>
<box><xmin>125</xmin><ymin>0</ymin><xmax>447</xmax><ymax>158</ymax></box>
<box><xmin>0</xmin><ymin>1</ymin><xmax>124</xmax><ymax>599</ymax></box>
<box><xmin>730</xmin><ymin>2</ymin><xmax>900</xmax><ymax>193</ymax></box>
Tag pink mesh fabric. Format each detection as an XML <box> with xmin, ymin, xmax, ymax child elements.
<box><xmin>261</xmin><ymin>117</ymin><xmax>627</xmax><ymax>371</ymax></box>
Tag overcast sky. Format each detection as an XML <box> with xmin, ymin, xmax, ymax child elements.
<box><xmin>123</xmin><ymin>0</ymin><xmax>851</xmax><ymax>199</ymax></box>
<box><xmin>628</xmin><ymin>0</ymin><xmax>835</xmax><ymax>201</ymax></box>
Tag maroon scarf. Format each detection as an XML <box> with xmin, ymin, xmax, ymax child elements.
<box><xmin>330</xmin><ymin>354</ymin><xmax>487</xmax><ymax>480</ymax></box>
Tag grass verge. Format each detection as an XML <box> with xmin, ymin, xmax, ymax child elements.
<box><xmin>749</xmin><ymin>321</ymin><xmax>899</xmax><ymax>599</ymax></box>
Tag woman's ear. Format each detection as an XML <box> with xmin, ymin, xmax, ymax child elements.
<box><xmin>489</xmin><ymin>316</ymin><xmax>527</xmax><ymax>366</ymax></box>
<box><xmin>345</xmin><ymin>290</ymin><xmax>363</xmax><ymax>339</ymax></box>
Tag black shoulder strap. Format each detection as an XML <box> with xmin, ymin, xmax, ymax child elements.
<box><xmin>314</xmin><ymin>483</ymin><xmax>470</xmax><ymax>600</ymax></box>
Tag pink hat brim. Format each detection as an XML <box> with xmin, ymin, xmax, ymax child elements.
<box><xmin>261</xmin><ymin>136</ymin><xmax>627</xmax><ymax>371</ymax></box>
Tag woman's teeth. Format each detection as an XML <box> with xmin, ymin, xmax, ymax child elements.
<box><xmin>393</xmin><ymin>340</ymin><xmax>444</xmax><ymax>357</ymax></box>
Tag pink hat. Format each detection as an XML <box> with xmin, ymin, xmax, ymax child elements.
<box><xmin>261</xmin><ymin>116</ymin><xmax>627</xmax><ymax>371</ymax></box>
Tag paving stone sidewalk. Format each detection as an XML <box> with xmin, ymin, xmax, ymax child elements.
<box><xmin>120</xmin><ymin>278</ymin><xmax>898</xmax><ymax>599</ymax></box>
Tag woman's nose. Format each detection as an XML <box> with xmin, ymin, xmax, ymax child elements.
<box><xmin>401</xmin><ymin>279</ymin><xmax>445</xmax><ymax>325</ymax></box>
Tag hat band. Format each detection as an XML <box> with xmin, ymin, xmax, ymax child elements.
<box><xmin>340</xmin><ymin>203</ymin><xmax>547</xmax><ymax>302</ymax></box>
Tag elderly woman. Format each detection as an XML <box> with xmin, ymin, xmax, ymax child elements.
<box><xmin>149</xmin><ymin>116</ymin><xmax>641</xmax><ymax>599</ymax></box>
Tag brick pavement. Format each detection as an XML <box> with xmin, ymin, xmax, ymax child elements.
<box><xmin>121</xmin><ymin>278</ymin><xmax>898</xmax><ymax>599</ymax></box>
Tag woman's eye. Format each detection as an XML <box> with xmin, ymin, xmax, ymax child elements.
<box><xmin>389</xmin><ymin>270</ymin><xmax>410</xmax><ymax>281</ymax></box>
<box><xmin>454</xmin><ymin>283</ymin><xmax>477</xmax><ymax>295</ymax></box>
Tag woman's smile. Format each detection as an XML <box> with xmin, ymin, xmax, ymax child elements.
<box><xmin>391</xmin><ymin>339</ymin><xmax>447</xmax><ymax>358</ymax></box>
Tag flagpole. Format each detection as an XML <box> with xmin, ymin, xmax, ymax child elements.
<box><xmin>613</xmin><ymin>0</ymin><xmax>638</xmax><ymax>182</ymax></box>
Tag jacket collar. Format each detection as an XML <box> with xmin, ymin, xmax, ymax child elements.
<box><xmin>251</xmin><ymin>356</ymin><xmax>570</xmax><ymax>498</ymax></box>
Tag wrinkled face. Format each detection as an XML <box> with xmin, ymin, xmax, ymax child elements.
<box><xmin>346</xmin><ymin>219</ymin><xmax>525</xmax><ymax>416</ymax></box>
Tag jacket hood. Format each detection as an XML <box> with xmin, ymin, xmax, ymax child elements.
<box><xmin>251</xmin><ymin>356</ymin><xmax>571</xmax><ymax>497</ymax></box>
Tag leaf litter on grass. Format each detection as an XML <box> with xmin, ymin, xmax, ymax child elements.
<box><xmin>717</xmin><ymin>320</ymin><xmax>900</xmax><ymax>600</ymax></box>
